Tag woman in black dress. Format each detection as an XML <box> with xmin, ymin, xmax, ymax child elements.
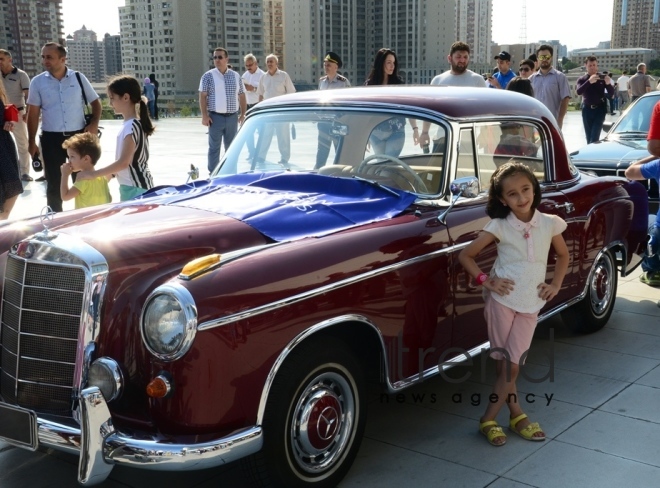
<box><xmin>0</xmin><ymin>81</ymin><xmax>24</xmax><ymax>219</ymax></box>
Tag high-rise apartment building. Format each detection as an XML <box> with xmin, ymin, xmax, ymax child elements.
<box><xmin>104</xmin><ymin>34</ymin><xmax>123</xmax><ymax>78</ymax></box>
<box><xmin>283</xmin><ymin>0</ymin><xmax>458</xmax><ymax>87</ymax></box>
<box><xmin>263</xmin><ymin>1</ymin><xmax>284</xmax><ymax>67</ymax></box>
<box><xmin>456</xmin><ymin>0</ymin><xmax>492</xmax><ymax>74</ymax></box>
<box><xmin>119</xmin><ymin>0</ymin><xmax>264</xmax><ymax>100</ymax></box>
<box><xmin>611</xmin><ymin>0</ymin><xmax>660</xmax><ymax>53</ymax></box>
<box><xmin>65</xmin><ymin>26</ymin><xmax>105</xmax><ymax>82</ymax></box>
<box><xmin>0</xmin><ymin>0</ymin><xmax>64</xmax><ymax>77</ymax></box>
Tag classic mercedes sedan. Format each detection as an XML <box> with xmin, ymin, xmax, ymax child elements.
<box><xmin>0</xmin><ymin>87</ymin><xmax>649</xmax><ymax>487</ymax></box>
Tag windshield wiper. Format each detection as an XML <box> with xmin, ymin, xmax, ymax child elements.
<box><xmin>614</xmin><ymin>131</ymin><xmax>647</xmax><ymax>135</ymax></box>
<box><xmin>351</xmin><ymin>175</ymin><xmax>400</xmax><ymax>196</ymax></box>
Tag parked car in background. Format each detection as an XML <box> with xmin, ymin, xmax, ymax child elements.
<box><xmin>571</xmin><ymin>91</ymin><xmax>660</xmax><ymax>211</ymax></box>
<box><xmin>0</xmin><ymin>87</ymin><xmax>649</xmax><ymax>487</ymax></box>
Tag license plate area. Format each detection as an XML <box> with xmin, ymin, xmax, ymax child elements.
<box><xmin>0</xmin><ymin>402</ymin><xmax>38</xmax><ymax>450</ymax></box>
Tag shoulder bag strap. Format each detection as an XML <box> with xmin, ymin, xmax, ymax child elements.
<box><xmin>75</xmin><ymin>71</ymin><xmax>90</xmax><ymax>114</ymax></box>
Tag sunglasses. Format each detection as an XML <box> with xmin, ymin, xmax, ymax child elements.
<box><xmin>213</xmin><ymin>55</ymin><xmax>225</xmax><ymax>60</ymax></box>
<box><xmin>538</xmin><ymin>55</ymin><xmax>552</xmax><ymax>61</ymax></box>
<box><xmin>245</xmin><ymin>63</ymin><xmax>255</xmax><ymax>68</ymax></box>
<box><xmin>519</xmin><ymin>67</ymin><xmax>531</xmax><ymax>72</ymax></box>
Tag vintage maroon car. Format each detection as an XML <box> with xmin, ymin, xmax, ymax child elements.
<box><xmin>0</xmin><ymin>87</ymin><xmax>649</xmax><ymax>486</ymax></box>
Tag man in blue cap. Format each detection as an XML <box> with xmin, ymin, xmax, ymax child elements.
<box><xmin>316</xmin><ymin>51</ymin><xmax>351</xmax><ymax>168</ymax></box>
<box><xmin>488</xmin><ymin>51</ymin><xmax>516</xmax><ymax>89</ymax></box>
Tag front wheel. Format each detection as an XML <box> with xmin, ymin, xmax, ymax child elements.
<box><xmin>561</xmin><ymin>249</ymin><xmax>617</xmax><ymax>334</ymax></box>
<box><xmin>244</xmin><ymin>337</ymin><xmax>366</xmax><ymax>487</ymax></box>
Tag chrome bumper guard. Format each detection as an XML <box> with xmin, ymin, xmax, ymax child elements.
<box><xmin>31</xmin><ymin>387</ymin><xmax>263</xmax><ymax>485</ymax></box>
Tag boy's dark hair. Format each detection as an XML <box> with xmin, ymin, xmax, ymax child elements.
<box><xmin>62</xmin><ymin>132</ymin><xmax>102</xmax><ymax>165</ymax></box>
<box><xmin>450</xmin><ymin>41</ymin><xmax>470</xmax><ymax>56</ymax></box>
<box><xmin>487</xmin><ymin>160</ymin><xmax>542</xmax><ymax>219</ymax></box>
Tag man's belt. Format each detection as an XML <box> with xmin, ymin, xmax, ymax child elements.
<box><xmin>209</xmin><ymin>111</ymin><xmax>238</xmax><ymax>116</ymax></box>
<box><xmin>41</xmin><ymin>129</ymin><xmax>84</xmax><ymax>137</ymax></box>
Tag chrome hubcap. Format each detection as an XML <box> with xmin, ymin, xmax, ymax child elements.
<box><xmin>590</xmin><ymin>254</ymin><xmax>613</xmax><ymax>315</ymax></box>
<box><xmin>290</xmin><ymin>370</ymin><xmax>355</xmax><ymax>474</ymax></box>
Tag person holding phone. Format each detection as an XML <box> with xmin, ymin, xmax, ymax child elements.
<box><xmin>576</xmin><ymin>56</ymin><xmax>614</xmax><ymax>144</ymax></box>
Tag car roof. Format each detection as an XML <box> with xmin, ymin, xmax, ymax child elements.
<box><xmin>255</xmin><ymin>86</ymin><xmax>557</xmax><ymax>125</ymax></box>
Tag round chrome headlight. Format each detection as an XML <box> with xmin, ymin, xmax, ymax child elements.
<box><xmin>88</xmin><ymin>358</ymin><xmax>123</xmax><ymax>402</ymax></box>
<box><xmin>141</xmin><ymin>283</ymin><xmax>197</xmax><ymax>361</ymax></box>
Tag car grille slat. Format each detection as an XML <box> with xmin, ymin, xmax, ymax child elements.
<box><xmin>0</xmin><ymin>255</ymin><xmax>87</xmax><ymax>416</ymax></box>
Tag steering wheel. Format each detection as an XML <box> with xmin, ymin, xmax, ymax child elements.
<box><xmin>356</xmin><ymin>154</ymin><xmax>428</xmax><ymax>193</ymax></box>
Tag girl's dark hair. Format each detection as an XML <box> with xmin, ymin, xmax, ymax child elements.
<box><xmin>486</xmin><ymin>160</ymin><xmax>542</xmax><ymax>219</ymax></box>
<box><xmin>506</xmin><ymin>77</ymin><xmax>534</xmax><ymax>97</ymax></box>
<box><xmin>107</xmin><ymin>75</ymin><xmax>155</xmax><ymax>136</ymax></box>
<box><xmin>365</xmin><ymin>48</ymin><xmax>403</xmax><ymax>86</ymax></box>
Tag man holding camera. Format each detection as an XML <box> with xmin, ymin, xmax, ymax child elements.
<box><xmin>576</xmin><ymin>56</ymin><xmax>613</xmax><ymax>144</ymax></box>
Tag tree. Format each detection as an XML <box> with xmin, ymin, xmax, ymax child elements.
<box><xmin>561</xmin><ymin>57</ymin><xmax>578</xmax><ymax>71</ymax></box>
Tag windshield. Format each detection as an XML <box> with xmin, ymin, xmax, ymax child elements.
<box><xmin>212</xmin><ymin>109</ymin><xmax>448</xmax><ymax>195</ymax></box>
<box><xmin>612</xmin><ymin>95</ymin><xmax>660</xmax><ymax>135</ymax></box>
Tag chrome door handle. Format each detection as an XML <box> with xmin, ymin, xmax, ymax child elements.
<box><xmin>554</xmin><ymin>202</ymin><xmax>574</xmax><ymax>213</ymax></box>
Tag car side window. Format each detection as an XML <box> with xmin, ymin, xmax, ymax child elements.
<box><xmin>475</xmin><ymin>122</ymin><xmax>546</xmax><ymax>190</ymax></box>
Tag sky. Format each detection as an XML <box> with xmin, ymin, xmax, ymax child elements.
<box><xmin>62</xmin><ymin>0</ymin><xmax>616</xmax><ymax>52</ymax></box>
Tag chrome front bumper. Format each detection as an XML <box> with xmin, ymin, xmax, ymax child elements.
<box><xmin>33</xmin><ymin>387</ymin><xmax>263</xmax><ymax>485</ymax></box>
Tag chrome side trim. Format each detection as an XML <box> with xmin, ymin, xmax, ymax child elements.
<box><xmin>388</xmin><ymin>341</ymin><xmax>491</xmax><ymax>392</ymax></box>
<box><xmin>255</xmin><ymin>314</ymin><xmax>388</xmax><ymax>426</ymax></box>
<box><xmin>198</xmin><ymin>242</ymin><xmax>467</xmax><ymax>331</ymax></box>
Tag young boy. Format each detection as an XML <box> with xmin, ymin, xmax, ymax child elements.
<box><xmin>61</xmin><ymin>133</ymin><xmax>111</xmax><ymax>209</ymax></box>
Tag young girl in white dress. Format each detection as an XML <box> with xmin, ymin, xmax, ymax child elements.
<box><xmin>459</xmin><ymin>161</ymin><xmax>569</xmax><ymax>446</ymax></box>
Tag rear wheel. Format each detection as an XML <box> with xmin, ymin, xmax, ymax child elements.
<box><xmin>561</xmin><ymin>250</ymin><xmax>617</xmax><ymax>334</ymax></box>
<box><xmin>245</xmin><ymin>337</ymin><xmax>366</xmax><ymax>487</ymax></box>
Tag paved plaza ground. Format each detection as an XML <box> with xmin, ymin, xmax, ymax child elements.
<box><xmin>2</xmin><ymin>111</ymin><xmax>660</xmax><ymax>487</ymax></box>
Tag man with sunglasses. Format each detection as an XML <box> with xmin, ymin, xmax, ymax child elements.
<box><xmin>518</xmin><ymin>59</ymin><xmax>535</xmax><ymax>80</ymax></box>
<box><xmin>529</xmin><ymin>45</ymin><xmax>571</xmax><ymax>129</ymax></box>
<box><xmin>199</xmin><ymin>47</ymin><xmax>247</xmax><ymax>172</ymax></box>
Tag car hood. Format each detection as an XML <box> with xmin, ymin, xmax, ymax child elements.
<box><xmin>571</xmin><ymin>137</ymin><xmax>648</xmax><ymax>166</ymax></box>
<box><xmin>1</xmin><ymin>171</ymin><xmax>417</xmax><ymax>267</ymax></box>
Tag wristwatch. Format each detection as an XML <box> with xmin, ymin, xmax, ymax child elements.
<box><xmin>476</xmin><ymin>273</ymin><xmax>488</xmax><ymax>285</ymax></box>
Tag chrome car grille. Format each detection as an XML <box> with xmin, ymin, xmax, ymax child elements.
<box><xmin>0</xmin><ymin>255</ymin><xmax>86</xmax><ymax>416</ymax></box>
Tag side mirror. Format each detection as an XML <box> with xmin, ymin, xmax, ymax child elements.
<box><xmin>450</xmin><ymin>176</ymin><xmax>481</xmax><ymax>199</ymax></box>
<box><xmin>439</xmin><ymin>176</ymin><xmax>481</xmax><ymax>224</ymax></box>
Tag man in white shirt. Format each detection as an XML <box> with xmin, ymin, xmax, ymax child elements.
<box><xmin>429</xmin><ymin>41</ymin><xmax>487</xmax><ymax>88</ymax></box>
<box><xmin>242</xmin><ymin>53</ymin><xmax>264</xmax><ymax>111</ymax></box>
<box><xmin>241</xmin><ymin>53</ymin><xmax>265</xmax><ymax>162</ymax></box>
<box><xmin>617</xmin><ymin>70</ymin><xmax>630</xmax><ymax>110</ymax></box>
<box><xmin>198</xmin><ymin>47</ymin><xmax>247</xmax><ymax>172</ymax></box>
<box><xmin>255</xmin><ymin>54</ymin><xmax>296</xmax><ymax>166</ymax></box>
<box><xmin>421</xmin><ymin>42</ymin><xmax>485</xmax><ymax>150</ymax></box>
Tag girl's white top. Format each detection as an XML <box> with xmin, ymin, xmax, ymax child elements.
<box><xmin>483</xmin><ymin>210</ymin><xmax>567</xmax><ymax>313</ymax></box>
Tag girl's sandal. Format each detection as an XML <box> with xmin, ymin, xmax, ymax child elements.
<box><xmin>479</xmin><ymin>420</ymin><xmax>507</xmax><ymax>446</ymax></box>
<box><xmin>509</xmin><ymin>413</ymin><xmax>546</xmax><ymax>441</ymax></box>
